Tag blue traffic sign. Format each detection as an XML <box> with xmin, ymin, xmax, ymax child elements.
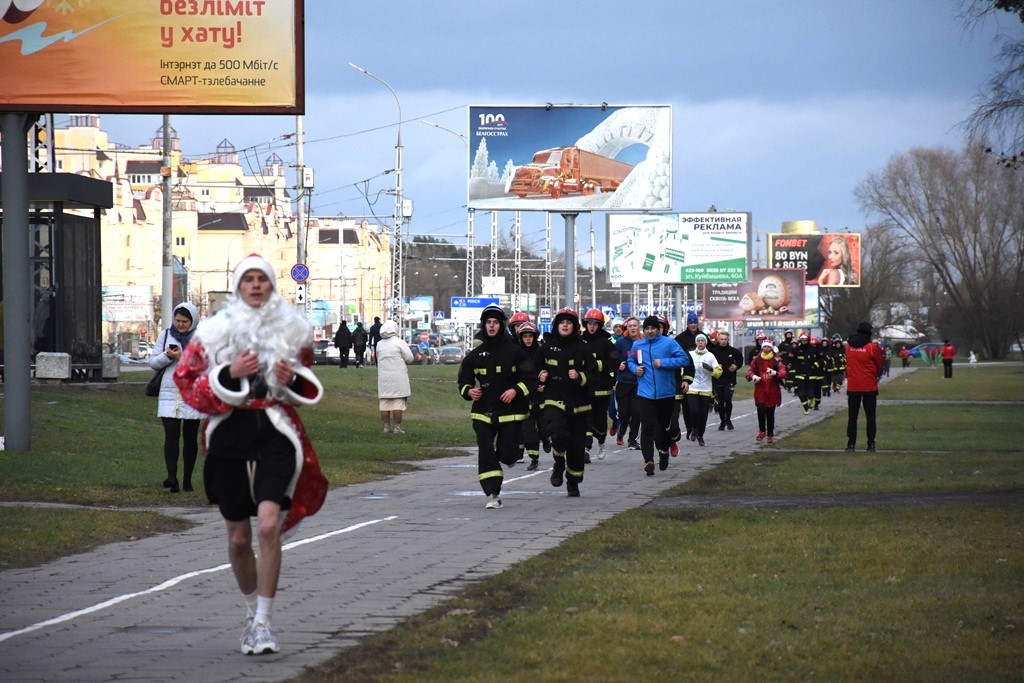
<box><xmin>290</xmin><ymin>263</ymin><xmax>309</xmax><ymax>283</ymax></box>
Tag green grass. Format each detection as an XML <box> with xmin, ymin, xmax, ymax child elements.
<box><xmin>289</xmin><ymin>365</ymin><xmax>1024</xmax><ymax>683</ymax></box>
<box><xmin>0</xmin><ymin>506</ymin><xmax>191</xmax><ymax>570</ymax></box>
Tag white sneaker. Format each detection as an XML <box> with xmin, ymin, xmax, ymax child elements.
<box><xmin>240</xmin><ymin>616</ymin><xmax>255</xmax><ymax>655</ymax></box>
<box><xmin>249</xmin><ymin>620</ymin><xmax>279</xmax><ymax>655</ymax></box>
<box><xmin>484</xmin><ymin>494</ymin><xmax>502</xmax><ymax>509</ymax></box>
<box><xmin>597</xmin><ymin>443</ymin><xmax>606</xmax><ymax>459</ymax></box>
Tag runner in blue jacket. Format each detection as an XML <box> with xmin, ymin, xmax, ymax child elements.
<box><xmin>626</xmin><ymin>316</ymin><xmax>692</xmax><ymax>475</ymax></box>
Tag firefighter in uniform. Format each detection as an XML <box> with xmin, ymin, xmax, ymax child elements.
<box><xmin>457</xmin><ymin>305</ymin><xmax>535</xmax><ymax>509</ymax></box>
<box><xmin>539</xmin><ymin>308</ymin><xmax>595</xmax><ymax>497</ymax></box>
<box><xmin>580</xmin><ymin>308</ymin><xmax>618</xmax><ymax>461</ymax></box>
<box><xmin>790</xmin><ymin>332</ymin><xmax>820</xmax><ymax>414</ymax></box>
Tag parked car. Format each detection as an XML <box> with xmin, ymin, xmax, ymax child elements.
<box><xmin>407</xmin><ymin>344</ymin><xmax>427</xmax><ymax>365</ymax></box>
<box><xmin>423</xmin><ymin>348</ymin><xmax>440</xmax><ymax>365</ymax></box>
<box><xmin>313</xmin><ymin>339</ymin><xmax>340</xmax><ymax>365</ymax></box>
<box><xmin>439</xmin><ymin>345</ymin><xmax>465</xmax><ymax>365</ymax></box>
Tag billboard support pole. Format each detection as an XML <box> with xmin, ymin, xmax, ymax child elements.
<box><xmin>561</xmin><ymin>213</ymin><xmax>578</xmax><ymax>309</ymax></box>
<box><xmin>1</xmin><ymin>112</ymin><xmax>35</xmax><ymax>451</ymax></box>
<box><xmin>674</xmin><ymin>286</ymin><xmax>683</xmax><ymax>331</ymax></box>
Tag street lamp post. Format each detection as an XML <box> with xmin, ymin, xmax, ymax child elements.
<box><xmin>423</xmin><ymin>120</ymin><xmax>474</xmax><ymax>299</ymax></box>
<box><xmin>349</xmin><ymin>62</ymin><xmax>404</xmax><ymax>329</ymax></box>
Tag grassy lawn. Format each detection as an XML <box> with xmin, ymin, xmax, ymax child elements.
<box><xmin>290</xmin><ymin>364</ymin><xmax>1024</xmax><ymax>683</ymax></box>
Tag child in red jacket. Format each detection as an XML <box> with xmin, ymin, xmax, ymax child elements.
<box><xmin>746</xmin><ymin>339</ymin><xmax>787</xmax><ymax>443</ymax></box>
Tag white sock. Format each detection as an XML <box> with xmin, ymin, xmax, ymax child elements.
<box><xmin>244</xmin><ymin>590</ymin><xmax>258</xmax><ymax>617</ymax></box>
<box><xmin>255</xmin><ymin>595</ymin><xmax>274</xmax><ymax>625</ymax></box>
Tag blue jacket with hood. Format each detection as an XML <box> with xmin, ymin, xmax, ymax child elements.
<box><xmin>626</xmin><ymin>333</ymin><xmax>692</xmax><ymax>400</ymax></box>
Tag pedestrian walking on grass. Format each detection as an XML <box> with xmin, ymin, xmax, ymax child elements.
<box><xmin>747</xmin><ymin>338</ymin><xmax>787</xmax><ymax>443</ymax></box>
<box><xmin>175</xmin><ymin>254</ymin><xmax>328</xmax><ymax>656</ymax></box>
<box><xmin>844</xmin><ymin>321</ymin><xmax>884</xmax><ymax>452</ymax></box>
<box><xmin>351</xmin><ymin>322</ymin><xmax>368</xmax><ymax>368</ymax></box>
<box><xmin>376</xmin><ymin>320</ymin><xmax>414</xmax><ymax>433</ymax></box>
<box><xmin>333</xmin><ymin>321</ymin><xmax>352</xmax><ymax>368</ymax></box>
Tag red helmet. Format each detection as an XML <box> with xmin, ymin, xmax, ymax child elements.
<box><xmin>517</xmin><ymin>321</ymin><xmax>538</xmax><ymax>337</ymax></box>
<box><xmin>509</xmin><ymin>311</ymin><xmax>530</xmax><ymax>327</ymax></box>
<box><xmin>553</xmin><ymin>307</ymin><xmax>580</xmax><ymax>331</ymax></box>
<box><xmin>583</xmin><ymin>308</ymin><xmax>605</xmax><ymax>324</ymax></box>
<box><xmin>810</xmin><ymin>336</ymin><xmax>820</xmax><ymax>345</ymax></box>
<box><xmin>798</xmin><ymin>332</ymin><xmax>809</xmax><ymax>341</ymax></box>
<box><xmin>657</xmin><ymin>315</ymin><xmax>670</xmax><ymax>333</ymax></box>
<box><xmin>709</xmin><ymin>329</ymin><xmax>719</xmax><ymax>342</ymax></box>
<box><xmin>755</xmin><ymin>331</ymin><xmax>766</xmax><ymax>341</ymax></box>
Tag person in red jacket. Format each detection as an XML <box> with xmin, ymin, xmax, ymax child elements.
<box><xmin>940</xmin><ymin>339</ymin><xmax>957</xmax><ymax>378</ymax></box>
<box><xmin>746</xmin><ymin>338</ymin><xmax>787</xmax><ymax>443</ymax></box>
<box><xmin>844</xmin><ymin>321</ymin><xmax>884</xmax><ymax>452</ymax></box>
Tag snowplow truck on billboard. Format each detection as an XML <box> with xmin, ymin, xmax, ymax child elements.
<box><xmin>506</xmin><ymin>146</ymin><xmax>633</xmax><ymax>199</ymax></box>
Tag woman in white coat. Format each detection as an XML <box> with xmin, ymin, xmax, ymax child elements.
<box><xmin>149</xmin><ymin>302</ymin><xmax>205</xmax><ymax>492</ymax></box>
<box><xmin>375</xmin><ymin>320</ymin><xmax>414</xmax><ymax>433</ymax></box>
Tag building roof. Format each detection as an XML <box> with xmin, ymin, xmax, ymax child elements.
<box><xmin>198</xmin><ymin>212</ymin><xmax>248</xmax><ymax>231</ymax></box>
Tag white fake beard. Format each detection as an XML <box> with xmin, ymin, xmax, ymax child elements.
<box><xmin>195</xmin><ymin>292</ymin><xmax>311</xmax><ymax>399</ymax></box>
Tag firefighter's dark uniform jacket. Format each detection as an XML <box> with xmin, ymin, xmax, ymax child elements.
<box><xmin>580</xmin><ymin>327</ymin><xmax>619</xmax><ymax>399</ymax></box>
<box><xmin>540</xmin><ymin>330</ymin><xmax>594</xmax><ymax>414</ymax></box>
<box><xmin>458</xmin><ymin>329</ymin><xmax>534</xmax><ymax>423</ymax></box>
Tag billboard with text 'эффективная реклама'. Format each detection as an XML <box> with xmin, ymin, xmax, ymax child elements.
<box><xmin>607</xmin><ymin>212</ymin><xmax>750</xmax><ymax>285</ymax></box>
<box><xmin>0</xmin><ymin>0</ymin><xmax>303</xmax><ymax>113</ymax></box>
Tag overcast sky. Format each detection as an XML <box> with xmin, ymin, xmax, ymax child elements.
<box><xmin>91</xmin><ymin>0</ymin><xmax>1019</xmax><ymax>266</ymax></box>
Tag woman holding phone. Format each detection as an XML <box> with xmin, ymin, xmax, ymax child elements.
<box><xmin>150</xmin><ymin>302</ymin><xmax>205</xmax><ymax>492</ymax></box>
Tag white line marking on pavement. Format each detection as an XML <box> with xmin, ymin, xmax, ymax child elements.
<box><xmin>0</xmin><ymin>516</ymin><xmax>398</xmax><ymax>644</ymax></box>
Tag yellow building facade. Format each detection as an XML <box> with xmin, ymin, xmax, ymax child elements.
<box><xmin>51</xmin><ymin>116</ymin><xmax>391</xmax><ymax>344</ymax></box>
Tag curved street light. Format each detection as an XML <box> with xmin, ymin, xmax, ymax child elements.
<box><xmin>349</xmin><ymin>62</ymin><xmax>405</xmax><ymax>327</ymax></box>
<box><xmin>422</xmin><ymin>119</ymin><xmax>475</xmax><ymax>301</ymax></box>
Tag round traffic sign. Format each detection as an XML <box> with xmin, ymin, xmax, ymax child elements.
<box><xmin>290</xmin><ymin>263</ymin><xmax>309</xmax><ymax>283</ymax></box>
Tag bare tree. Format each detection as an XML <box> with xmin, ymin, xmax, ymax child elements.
<box><xmin>855</xmin><ymin>143</ymin><xmax>1024</xmax><ymax>358</ymax></box>
<box><xmin>961</xmin><ymin>0</ymin><xmax>1024</xmax><ymax>165</ymax></box>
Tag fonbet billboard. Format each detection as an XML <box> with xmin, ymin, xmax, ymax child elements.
<box><xmin>0</xmin><ymin>0</ymin><xmax>303</xmax><ymax>113</ymax></box>
<box><xmin>607</xmin><ymin>212</ymin><xmax>750</xmax><ymax>285</ymax></box>
<box><xmin>768</xmin><ymin>233</ymin><xmax>861</xmax><ymax>287</ymax></box>
<box><xmin>468</xmin><ymin>105</ymin><xmax>672</xmax><ymax>212</ymax></box>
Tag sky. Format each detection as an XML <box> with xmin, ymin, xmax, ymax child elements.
<box><xmin>84</xmin><ymin>0</ymin><xmax>1019</xmax><ymax>268</ymax></box>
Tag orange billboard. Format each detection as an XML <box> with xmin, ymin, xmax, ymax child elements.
<box><xmin>0</xmin><ymin>0</ymin><xmax>303</xmax><ymax>114</ymax></box>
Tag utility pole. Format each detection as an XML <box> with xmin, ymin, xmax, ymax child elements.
<box><xmin>296</xmin><ymin>114</ymin><xmax>306</xmax><ymax>265</ymax></box>
<box><xmin>161</xmin><ymin>115</ymin><xmax>173</xmax><ymax>331</ymax></box>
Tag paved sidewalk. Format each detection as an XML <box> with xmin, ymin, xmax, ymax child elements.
<box><xmin>0</xmin><ymin>380</ymin><xmax>864</xmax><ymax>683</ymax></box>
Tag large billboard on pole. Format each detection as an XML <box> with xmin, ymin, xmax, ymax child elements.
<box><xmin>467</xmin><ymin>104</ymin><xmax>672</xmax><ymax>212</ymax></box>
<box><xmin>0</xmin><ymin>0</ymin><xmax>303</xmax><ymax>113</ymax></box>
<box><xmin>607</xmin><ymin>212</ymin><xmax>750</xmax><ymax>285</ymax></box>
<box><xmin>703</xmin><ymin>269</ymin><xmax>807</xmax><ymax>322</ymax></box>
<box><xmin>768</xmin><ymin>233</ymin><xmax>861</xmax><ymax>287</ymax></box>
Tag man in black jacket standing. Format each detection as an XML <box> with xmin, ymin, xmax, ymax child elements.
<box><xmin>333</xmin><ymin>321</ymin><xmax>352</xmax><ymax>368</ymax></box>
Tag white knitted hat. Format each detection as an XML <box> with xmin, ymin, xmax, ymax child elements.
<box><xmin>230</xmin><ymin>254</ymin><xmax>277</xmax><ymax>293</ymax></box>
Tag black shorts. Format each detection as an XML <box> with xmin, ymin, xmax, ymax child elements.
<box><xmin>204</xmin><ymin>451</ymin><xmax>296</xmax><ymax>522</ymax></box>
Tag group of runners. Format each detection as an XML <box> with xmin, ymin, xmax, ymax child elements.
<box><xmin>456</xmin><ymin>305</ymin><xmax>858</xmax><ymax>509</ymax></box>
